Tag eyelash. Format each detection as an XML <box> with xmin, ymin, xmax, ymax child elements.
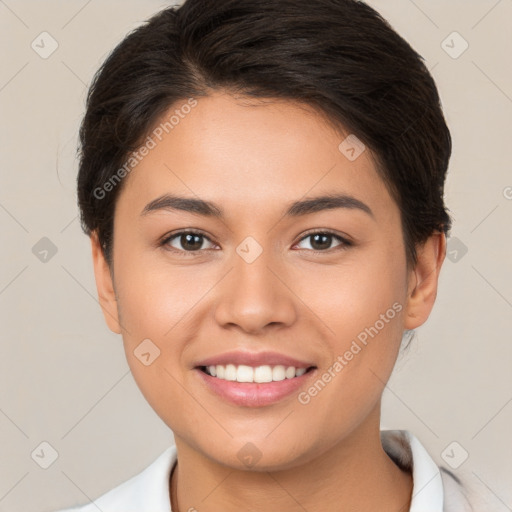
<box><xmin>159</xmin><ymin>229</ymin><xmax>353</xmax><ymax>257</ymax></box>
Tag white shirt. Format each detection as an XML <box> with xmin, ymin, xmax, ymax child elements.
<box><xmin>55</xmin><ymin>430</ymin><xmax>474</xmax><ymax>512</ymax></box>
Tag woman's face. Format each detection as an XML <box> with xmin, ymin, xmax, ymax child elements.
<box><xmin>94</xmin><ymin>91</ymin><xmax>435</xmax><ymax>470</ymax></box>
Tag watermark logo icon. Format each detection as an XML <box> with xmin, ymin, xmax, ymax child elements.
<box><xmin>32</xmin><ymin>237</ymin><xmax>58</xmax><ymax>263</ymax></box>
<box><xmin>338</xmin><ymin>134</ymin><xmax>366</xmax><ymax>161</ymax></box>
<box><xmin>31</xmin><ymin>441</ymin><xmax>59</xmax><ymax>469</ymax></box>
<box><xmin>134</xmin><ymin>338</ymin><xmax>161</xmax><ymax>366</ymax></box>
<box><xmin>441</xmin><ymin>31</ymin><xmax>469</xmax><ymax>59</ymax></box>
<box><xmin>237</xmin><ymin>442</ymin><xmax>262</xmax><ymax>468</ymax></box>
<box><xmin>446</xmin><ymin>237</ymin><xmax>468</xmax><ymax>263</ymax></box>
<box><xmin>441</xmin><ymin>441</ymin><xmax>469</xmax><ymax>469</ymax></box>
<box><xmin>236</xmin><ymin>236</ymin><xmax>263</xmax><ymax>264</ymax></box>
<box><xmin>31</xmin><ymin>32</ymin><xmax>59</xmax><ymax>59</ymax></box>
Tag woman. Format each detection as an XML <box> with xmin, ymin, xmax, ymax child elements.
<box><xmin>55</xmin><ymin>0</ymin><xmax>478</xmax><ymax>510</ymax></box>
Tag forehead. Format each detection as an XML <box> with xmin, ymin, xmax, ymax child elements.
<box><xmin>117</xmin><ymin>91</ymin><xmax>394</xmax><ymax>221</ymax></box>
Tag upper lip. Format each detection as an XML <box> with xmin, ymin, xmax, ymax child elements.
<box><xmin>194</xmin><ymin>350</ymin><xmax>316</xmax><ymax>369</ymax></box>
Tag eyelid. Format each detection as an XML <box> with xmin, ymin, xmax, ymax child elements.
<box><xmin>160</xmin><ymin>228</ymin><xmax>352</xmax><ymax>255</ymax></box>
<box><xmin>293</xmin><ymin>229</ymin><xmax>352</xmax><ymax>250</ymax></box>
<box><xmin>160</xmin><ymin>229</ymin><xmax>217</xmax><ymax>251</ymax></box>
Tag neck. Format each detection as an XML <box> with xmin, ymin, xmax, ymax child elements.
<box><xmin>170</xmin><ymin>408</ymin><xmax>412</xmax><ymax>512</ymax></box>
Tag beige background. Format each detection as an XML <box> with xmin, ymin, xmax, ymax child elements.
<box><xmin>0</xmin><ymin>1</ymin><xmax>511</xmax><ymax>511</ymax></box>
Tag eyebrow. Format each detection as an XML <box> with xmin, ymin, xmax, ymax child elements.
<box><xmin>141</xmin><ymin>192</ymin><xmax>374</xmax><ymax>219</ymax></box>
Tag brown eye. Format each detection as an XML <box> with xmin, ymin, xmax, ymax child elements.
<box><xmin>162</xmin><ymin>231</ymin><xmax>216</xmax><ymax>253</ymax></box>
<box><xmin>295</xmin><ymin>231</ymin><xmax>351</xmax><ymax>252</ymax></box>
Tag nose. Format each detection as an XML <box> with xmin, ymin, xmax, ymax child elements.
<box><xmin>213</xmin><ymin>247</ymin><xmax>298</xmax><ymax>335</ymax></box>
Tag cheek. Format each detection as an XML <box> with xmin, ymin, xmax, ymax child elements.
<box><xmin>295</xmin><ymin>243</ymin><xmax>407</xmax><ymax>411</ymax></box>
<box><xmin>114</xmin><ymin>262</ymin><xmax>203</xmax><ymax>425</ymax></box>
<box><xmin>113</xmin><ymin>250</ymin><xmax>219</xmax><ymax>398</ymax></box>
<box><xmin>113</xmin><ymin>241</ymin><xmax>208</xmax><ymax>339</ymax></box>
<box><xmin>299</xmin><ymin>240</ymin><xmax>407</xmax><ymax>347</ymax></box>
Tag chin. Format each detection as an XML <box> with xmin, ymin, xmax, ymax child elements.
<box><xmin>200</xmin><ymin>437</ymin><xmax>316</xmax><ymax>473</ymax></box>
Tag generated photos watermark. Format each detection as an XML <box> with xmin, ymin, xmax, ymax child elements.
<box><xmin>297</xmin><ymin>301</ymin><xmax>403</xmax><ymax>405</ymax></box>
<box><xmin>93</xmin><ymin>97</ymin><xmax>198</xmax><ymax>200</ymax></box>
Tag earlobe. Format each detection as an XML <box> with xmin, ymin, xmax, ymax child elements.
<box><xmin>90</xmin><ymin>232</ymin><xmax>122</xmax><ymax>334</ymax></box>
<box><xmin>404</xmin><ymin>232</ymin><xmax>446</xmax><ymax>330</ymax></box>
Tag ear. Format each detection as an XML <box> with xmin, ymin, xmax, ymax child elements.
<box><xmin>404</xmin><ymin>232</ymin><xmax>447</xmax><ymax>330</ymax></box>
<box><xmin>90</xmin><ymin>231</ymin><xmax>122</xmax><ymax>334</ymax></box>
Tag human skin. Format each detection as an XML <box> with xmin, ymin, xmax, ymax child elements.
<box><xmin>90</xmin><ymin>90</ymin><xmax>446</xmax><ymax>512</ymax></box>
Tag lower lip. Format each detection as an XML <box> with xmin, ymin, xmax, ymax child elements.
<box><xmin>194</xmin><ymin>368</ymin><xmax>317</xmax><ymax>407</ymax></box>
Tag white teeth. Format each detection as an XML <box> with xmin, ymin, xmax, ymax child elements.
<box><xmin>272</xmin><ymin>365</ymin><xmax>286</xmax><ymax>381</ymax></box>
<box><xmin>254</xmin><ymin>365</ymin><xmax>273</xmax><ymax>383</ymax></box>
<box><xmin>224</xmin><ymin>364</ymin><xmax>237</xmax><ymax>381</ymax></box>
<box><xmin>285</xmin><ymin>366</ymin><xmax>296</xmax><ymax>379</ymax></box>
<box><xmin>236</xmin><ymin>364</ymin><xmax>254</xmax><ymax>382</ymax></box>
<box><xmin>204</xmin><ymin>364</ymin><xmax>310</xmax><ymax>382</ymax></box>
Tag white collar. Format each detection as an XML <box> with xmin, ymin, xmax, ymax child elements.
<box><xmin>62</xmin><ymin>429</ymin><xmax>471</xmax><ymax>512</ymax></box>
<box><xmin>382</xmin><ymin>430</ymin><xmax>444</xmax><ymax>510</ymax></box>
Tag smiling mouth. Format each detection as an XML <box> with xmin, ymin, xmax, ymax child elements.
<box><xmin>197</xmin><ymin>364</ymin><xmax>317</xmax><ymax>383</ymax></box>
